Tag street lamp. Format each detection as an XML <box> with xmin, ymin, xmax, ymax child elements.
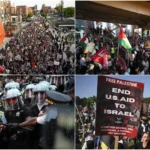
<box><xmin>61</xmin><ymin>0</ymin><xmax>63</xmax><ymax>21</ymax></box>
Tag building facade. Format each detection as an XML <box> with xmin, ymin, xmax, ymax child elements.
<box><xmin>28</xmin><ymin>7</ymin><xmax>34</xmax><ymax>14</ymax></box>
<box><xmin>16</xmin><ymin>6</ymin><xmax>28</xmax><ymax>21</ymax></box>
<box><xmin>42</xmin><ymin>4</ymin><xmax>52</xmax><ymax>14</ymax></box>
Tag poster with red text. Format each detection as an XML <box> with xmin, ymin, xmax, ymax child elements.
<box><xmin>96</xmin><ymin>76</ymin><xmax>144</xmax><ymax>138</ymax></box>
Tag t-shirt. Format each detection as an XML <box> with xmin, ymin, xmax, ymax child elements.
<box><xmin>136</xmin><ymin>142</ymin><xmax>150</xmax><ymax>149</ymax></box>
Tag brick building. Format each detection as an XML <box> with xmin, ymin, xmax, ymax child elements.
<box><xmin>16</xmin><ymin>6</ymin><xmax>28</xmax><ymax>21</ymax></box>
<box><xmin>42</xmin><ymin>4</ymin><xmax>52</xmax><ymax>14</ymax></box>
<box><xmin>28</xmin><ymin>7</ymin><xmax>34</xmax><ymax>14</ymax></box>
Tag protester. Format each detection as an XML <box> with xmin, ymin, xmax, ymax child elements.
<box><xmin>76</xmin><ymin>26</ymin><xmax>150</xmax><ymax>75</ymax></box>
<box><xmin>135</xmin><ymin>132</ymin><xmax>150</xmax><ymax>149</ymax></box>
<box><xmin>0</xmin><ymin>16</ymin><xmax>74</xmax><ymax>74</ymax></box>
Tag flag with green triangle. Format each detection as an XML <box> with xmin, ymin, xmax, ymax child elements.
<box><xmin>79</xmin><ymin>34</ymin><xmax>88</xmax><ymax>49</ymax></box>
<box><xmin>118</xmin><ymin>27</ymin><xmax>132</xmax><ymax>52</ymax></box>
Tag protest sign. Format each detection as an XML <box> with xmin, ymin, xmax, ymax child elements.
<box><xmin>96</xmin><ymin>76</ymin><xmax>144</xmax><ymax>138</ymax></box>
<box><xmin>84</xmin><ymin>42</ymin><xmax>95</xmax><ymax>53</ymax></box>
<box><xmin>54</xmin><ymin>61</ymin><xmax>60</xmax><ymax>66</ymax></box>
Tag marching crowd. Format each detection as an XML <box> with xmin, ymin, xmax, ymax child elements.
<box><xmin>76</xmin><ymin>27</ymin><xmax>150</xmax><ymax>75</ymax></box>
<box><xmin>0</xmin><ymin>15</ymin><xmax>74</xmax><ymax>74</ymax></box>
<box><xmin>0</xmin><ymin>76</ymin><xmax>74</xmax><ymax>149</ymax></box>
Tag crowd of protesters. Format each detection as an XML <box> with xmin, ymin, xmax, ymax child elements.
<box><xmin>76</xmin><ymin>26</ymin><xmax>150</xmax><ymax>75</ymax></box>
<box><xmin>76</xmin><ymin>102</ymin><xmax>150</xmax><ymax>149</ymax></box>
<box><xmin>0</xmin><ymin>15</ymin><xmax>74</xmax><ymax>74</ymax></box>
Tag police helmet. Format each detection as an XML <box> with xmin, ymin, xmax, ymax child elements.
<box><xmin>39</xmin><ymin>81</ymin><xmax>50</xmax><ymax>87</ymax></box>
<box><xmin>26</xmin><ymin>84</ymin><xmax>35</xmax><ymax>90</ymax></box>
<box><xmin>49</xmin><ymin>85</ymin><xmax>57</xmax><ymax>91</ymax></box>
<box><xmin>6</xmin><ymin>88</ymin><xmax>21</xmax><ymax>99</ymax></box>
<box><xmin>3</xmin><ymin>89</ymin><xmax>22</xmax><ymax>111</ymax></box>
<box><xmin>33</xmin><ymin>83</ymin><xmax>48</xmax><ymax>93</ymax></box>
<box><xmin>5</xmin><ymin>82</ymin><xmax>20</xmax><ymax>90</ymax></box>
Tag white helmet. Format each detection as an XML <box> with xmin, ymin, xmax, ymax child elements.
<box><xmin>26</xmin><ymin>84</ymin><xmax>35</xmax><ymax>90</ymax></box>
<box><xmin>5</xmin><ymin>82</ymin><xmax>20</xmax><ymax>90</ymax></box>
<box><xmin>6</xmin><ymin>88</ymin><xmax>21</xmax><ymax>99</ymax></box>
<box><xmin>33</xmin><ymin>83</ymin><xmax>48</xmax><ymax>93</ymax></box>
<box><xmin>33</xmin><ymin>83</ymin><xmax>48</xmax><ymax>104</ymax></box>
<box><xmin>3</xmin><ymin>89</ymin><xmax>21</xmax><ymax>111</ymax></box>
<box><xmin>49</xmin><ymin>85</ymin><xmax>57</xmax><ymax>91</ymax></box>
<box><xmin>39</xmin><ymin>81</ymin><xmax>51</xmax><ymax>88</ymax></box>
<box><xmin>25</xmin><ymin>84</ymin><xmax>35</xmax><ymax>99</ymax></box>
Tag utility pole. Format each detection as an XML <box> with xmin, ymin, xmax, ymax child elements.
<box><xmin>61</xmin><ymin>0</ymin><xmax>63</xmax><ymax>21</ymax></box>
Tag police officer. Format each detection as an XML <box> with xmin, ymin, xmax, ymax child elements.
<box><xmin>30</xmin><ymin>82</ymin><xmax>49</xmax><ymax>148</ymax></box>
<box><xmin>19</xmin><ymin>90</ymin><xmax>74</xmax><ymax>149</ymax></box>
<box><xmin>63</xmin><ymin>77</ymin><xmax>75</xmax><ymax>143</ymax></box>
<box><xmin>5</xmin><ymin>81</ymin><xmax>20</xmax><ymax>93</ymax></box>
<box><xmin>0</xmin><ymin>88</ymin><xmax>32</xmax><ymax>148</ymax></box>
<box><xmin>24</xmin><ymin>84</ymin><xmax>35</xmax><ymax>107</ymax></box>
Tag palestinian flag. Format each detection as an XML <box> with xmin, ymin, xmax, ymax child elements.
<box><xmin>79</xmin><ymin>34</ymin><xmax>88</xmax><ymax>49</ymax></box>
<box><xmin>118</xmin><ymin>27</ymin><xmax>132</xmax><ymax>52</ymax></box>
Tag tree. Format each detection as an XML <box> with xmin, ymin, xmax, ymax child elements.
<box><xmin>41</xmin><ymin>12</ymin><xmax>47</xmax><ymax>18</ymax></box>
<box><xmin>63</xmin><ymin>7</ymin><xmax>74</xmax><ymax>17</ymax></box>
<box><xmin>55</xmin><ymin>4</ymin><xmax>62</xmax><ymax>13</ymax></box>
<box><xmin>143</xmin><ymin>97</ymin><xmax>150</xmax><ymax>102</ymax></box>
<box><xmin>28</xmin><ymin>13</ymin><xmax>33</xmax><ymax>18</ymax></box>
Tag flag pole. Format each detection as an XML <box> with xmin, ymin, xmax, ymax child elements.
<box><xmin>114</xmin><ymin>136</ymin><xmax>119</xmax><ymax>149</ymax></box>
<box><xmin>115</xmin><ymin>42</ymin><xmax>120</xmax><ymax>67</ymax></box>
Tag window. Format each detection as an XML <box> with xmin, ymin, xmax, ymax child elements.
<box><xmin>12</xmin><ymin>18</ymin><xmax>15</xmax><ymax>22</ymax></box>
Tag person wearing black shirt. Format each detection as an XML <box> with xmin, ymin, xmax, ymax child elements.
<box><xmin>135</xmin><ymin>132</ymin><xmax>150</xmax><ymax>149</ymax></box>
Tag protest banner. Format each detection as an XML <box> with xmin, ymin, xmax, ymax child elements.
<box><xmin>96</xmin><ymin>76</ymin><xmax>144</xmax><ymax>138</ymax></box>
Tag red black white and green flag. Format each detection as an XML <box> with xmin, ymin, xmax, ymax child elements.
<box><xmin>118</xmin><ymin>27</ymin><xmax>132</xmax><ymax>52</ymax></box>
<box><xmin>79</xmin><ymin>34</ymin><xmax>89</xmax><ymax>49</ymax></box>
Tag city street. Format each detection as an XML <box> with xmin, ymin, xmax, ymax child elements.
<box><xmin>0</xmin><ymin>15</ymin><xmax>74</xmax><ymax>74</ymax></box>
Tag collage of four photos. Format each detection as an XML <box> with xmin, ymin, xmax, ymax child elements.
<box><xmin>0</xmin><ymin>0</ymin><xmax>150</xmax><ymax>149</ymax></box>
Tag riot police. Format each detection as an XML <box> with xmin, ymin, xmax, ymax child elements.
<box><xmin>19</xmin><ymin>88</ymin><xmax>75</xmax><ymax>149</ymax></box>
<box><xmin>0</xmin><ymin>88</ymin><xmax>32</xmax><ymax>148</ymax></box>
<box><xmin>24</xmin><ymin>84</ymin><xmax>35</xmax><ymax>107</ymax></box>
<box><xmin>5</xmin><ymin>81</ymin><xmax>20</xmax><ymax>93</ymax></box>
<box><xmin>30</xmin><ymin>82</ymin><xmax>49</xmax><ymax>148</ymax></box>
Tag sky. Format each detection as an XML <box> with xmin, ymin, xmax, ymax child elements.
<box><xmin>76</xmin><ymin>75</ymin><xmax>150</xmax><ymax>98</ymax></box>
<box><xmin>10</xmin><ymin>0</ymin><xmax>75</xmax><ymax>10</ymax></box>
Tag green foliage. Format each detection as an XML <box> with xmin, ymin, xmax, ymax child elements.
<box><xmin>41</xmin><ymin>12</ymin><xmax>47</xmax><ymax>18</ymax></box>
<box><xmin>55</xmin><ymin>5</ymin><xmax>62</xmax><ymax>13</ymax></box>
<box><xmin>76</xmin><ymin>96</ymin><xmax>96</xmax><ymax>107</ymax></box>
<box><xmin>28</xmin><ymin>13</ymin><xmax>33</xmax><ymax>18</ymax></box>
<box><xmin>143</xmin><ymin>97</ymin><xmax>150</xmax><ymax>102</ymax></box>
<box><xmin>63</xmin><ymin>7</ymin><xmax>74</xmax><ymax>17</ymax></box>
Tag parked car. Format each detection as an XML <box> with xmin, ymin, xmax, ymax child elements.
<box><xmin>5</xmin><ymin>32</ymin><xmax>13</xmax><ymax>37</ymax></box>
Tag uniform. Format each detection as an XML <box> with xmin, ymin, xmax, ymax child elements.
<box><xmin>42</xmin><ymin>90</ymin><xmax>74</xmax><ymax>149</ymax></box>
<box><xmin>2</xmin><ymin>88</ymin><xmax>33</xmax><ymax>149</ymax></box>
<box><xmin>30</xmin><ymin>82</ymin><xmax>49</xmax><ymax>148</ymax></box>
